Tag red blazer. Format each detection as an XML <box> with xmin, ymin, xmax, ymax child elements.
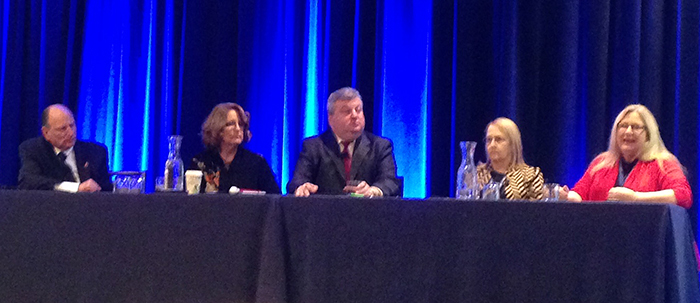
<box><xmin>572</xmin><ymin>155</ymin><xmax>692</xmax><ymax>209</ymax></box>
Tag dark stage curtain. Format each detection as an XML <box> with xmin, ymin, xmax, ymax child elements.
<box><xmin>430</xmin><ymin>0</ymin><xmax>699</xmax><ymax>225</ymax></box>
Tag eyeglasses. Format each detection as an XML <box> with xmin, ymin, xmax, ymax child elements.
<box><xmin>51</xmin><ymin>123</ymin><xmax>76</xmax><ymax>133</ymax></box>
<box><xmin>337</xmin><ymin>107</ymin><xmax>363</xmax><ymax>116</ymax></box>
<box><xmin>617</xmin><ymin>123</ymin><xmax>646</xmax><ymax>133</ymax></box>
<box><xmin>484</xmin><ymin>136</ymin><xmax>506</xmax><ymax>144</ymax></box>
<box><xmin>224</xmin><ymin>121</ymin><xmax>243</xmax><ymax>129</ymax></box>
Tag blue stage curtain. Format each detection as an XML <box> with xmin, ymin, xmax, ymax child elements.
<box><xmin>0</xmin><ymin>0</ymin><xmax>87</xmax><ymax>185</ymax></box>
<box><xmin>0</xmin><ymin>0</ymin><xmax>698</xmax><ymax>226</ymax></box>
<box><xmin>77</xmin><ymin>0</ymin><xmax>184</xmax><ymax>191</ymax></box>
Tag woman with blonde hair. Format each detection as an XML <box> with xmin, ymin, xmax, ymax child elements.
<box><xmin>566</xmin><ymin>104</ymin><xmax>692</xmax><ymax>208</ymax></box>
<box><xmin>189</xmin><ymin>103</ymin><xmax>280</xmax><ymax>193</ymax></box>
<box><xmin>477</xmin><ymin>117</ymin><xmax>544</xmax><ymax>200</ymax></box>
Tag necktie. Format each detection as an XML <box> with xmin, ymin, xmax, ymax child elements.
<box><xmin>57</xmin><ymin>152</ymin><xmax>76</xmax><ymax>182</ymax></box>
<box><xmin>341</xmin><ymin>141</ymin><xmax>352</xmax><ymax>181</ymax></box>
<box><xmin>57</xmin><ymin>152</ymin><xmax>67</xmax><ymax>163</ymax></box>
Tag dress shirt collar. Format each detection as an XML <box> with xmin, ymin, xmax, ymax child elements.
<box><xmin>53</xmin><ymin>146</ymin><xmax>74</xmax><ymax>157</ymax></box>
<box><xmin>333</xmin><ymin>133</ymin><xmax>355</xmax><ymax>156</ymax></box>
<box><xmin>54</xmin><ymin>145</ymin><xmax>80</xmax><ymax>182</ymax></box>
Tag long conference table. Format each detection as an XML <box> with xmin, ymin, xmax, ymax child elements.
<box><xmin>0</xmin><ymin>190</ymin><xmax>698</xmax><ymax>302</ymax></box>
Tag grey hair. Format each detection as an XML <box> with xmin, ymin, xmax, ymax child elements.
<box><xmin>327</xmin><ymin>87</ymin><xmax>362</xmax><ymax>115</ymax></box>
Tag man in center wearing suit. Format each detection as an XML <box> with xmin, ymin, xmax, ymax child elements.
<box><xmin>18</xmin><ymin>104</ymin><xmax>112</xmax><ymax>192</ymax></box>
<box><xmin>288</xmin><ymin>87</ymin><xmax>400</xmax><ymax>197</ymax></box>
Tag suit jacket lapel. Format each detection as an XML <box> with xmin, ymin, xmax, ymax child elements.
<box><xmin>350</xmin><ymin>132</ymin><xmax>369</xmax><ymax>180</ymax></box>
<box><xmin>74</xmin><ymin>142</ymin><xmax>91</xmax><ymax>182</ymax></box>
<box><xmin>320</xmin><ymin>131</ymin><xmax>347</xmax><ymax>182</ymax></box>
<box><xmin>42</xmin><ymin>138</ymin><xmax>75</xmax><ymax>182</ymax></box>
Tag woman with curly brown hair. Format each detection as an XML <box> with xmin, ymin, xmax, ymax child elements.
<box><xmin>190</xmin><ymin>103</ymin><xmax>280</xmax><ymax>194</ymax></box>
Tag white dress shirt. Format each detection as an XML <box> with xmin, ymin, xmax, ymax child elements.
<box><xmin>53</xmin><ymin>146</ymin><xmax>80</xmax><ymax>193</ymax></box>
<box><xmin>334</xmin><ymin>135</ymin><xmax>355</xmax><ymax>157</ymax></box>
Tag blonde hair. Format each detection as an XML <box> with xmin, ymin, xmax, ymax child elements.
<box><xmin>201</xmin><ymin>103</ymin><xmax>252</xmax><ymax>149</ymax></box>
<box><xmin>593</xmin><ymin>104</ymin><xmax>678</xmax><ymax>172</ymax></box>
<box><xmin>485</xmin><ymin>117</ymin><xmax>525</xmax><ymax>167</ymax></box>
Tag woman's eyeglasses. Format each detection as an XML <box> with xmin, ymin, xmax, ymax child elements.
<box><xmin>224</xmin><ymin>121</ymin><xmax>243</xmax><ymax>129</ymax></box>
<box><xmin>484</xmin><ymin>136</ymin><xmax>506</xmax><ymax>144</ymax></box>
<box><xmin>617</xmin><ymin>123</ymin><xmax>646</xmax><ymax>133</ymax></box>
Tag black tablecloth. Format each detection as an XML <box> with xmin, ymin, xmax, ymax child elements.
<box><xmin>0</xmin><ymin>191</ymin><xmax>698</xmax><ymax>302</ymax></box>
<box><xmin>0</xmin><ymin>191</ymin><xmax>279</xmax><ymax>302</ymax></box>
<box><xmin>279</xmin><ymin>196</ymin><xmax>700</xmax><ymax>303</ymax></box>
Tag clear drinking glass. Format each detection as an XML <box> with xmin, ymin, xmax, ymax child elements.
<box><xmin>155</xmin><ymin>176</ymin><xmax>166</xmax><ymax>192</ymax></box>
<box><xmin>112</xmin><ymin>171</ymin><xmax>145</xmax><ymax>194</ymax></box>
<box><xmin>542</xmin><ymin>183</ymin><xmax>561</xmax><ymax>201</ymax></box>
<box><xmin>481</xmin><ymin>180</ymin><xmax>501</xmax><ymax>200</ymax></box>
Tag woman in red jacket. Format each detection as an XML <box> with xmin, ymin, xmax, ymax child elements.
<box><xmin>565</xmin><ymin>104</ymin><xmax>692</xmax><ymax>208</ymax></box>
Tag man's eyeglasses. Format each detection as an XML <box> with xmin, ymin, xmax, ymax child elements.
<box><xmin>51</xmin><ymin>123</ymin><xmax>76</xmax><ymax>133</ymax></box>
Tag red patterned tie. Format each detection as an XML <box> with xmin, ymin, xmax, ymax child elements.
<box><xmin>341</xmin><ymin>141</ymin><xmax>352</xmax><ymax>181</ymax></box>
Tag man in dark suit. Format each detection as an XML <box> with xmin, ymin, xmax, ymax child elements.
<box><xmin>18</xmin><ymin>104</ymin><xmax>112</xmax><ymax>192</ymax></box>
<box><xmin>288</xmin><ymin>87</ymin><xmax>400</xmax><ymax>197</ymax></box>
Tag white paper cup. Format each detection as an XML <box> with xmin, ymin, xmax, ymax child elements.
<box><xmin>185</xmin><ymin>170</ymin><xmax>203</xmax><ymax>195</ymax></box>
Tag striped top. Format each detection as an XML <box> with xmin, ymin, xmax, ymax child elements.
<box><xmin>477</xmin><ymin>163</ymin><xmax>544</xmax><ymax>200</ymax></box>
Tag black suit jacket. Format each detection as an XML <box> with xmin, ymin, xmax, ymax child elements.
<box><xmin>18</xmin><ymin>137</ymin><xmax>113</xmax><ymax>191</ymax></box>
<box><xmin>287</xmin><ymin>130</ymin><xmax>400</xmax><ymax>196</ymax></box>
